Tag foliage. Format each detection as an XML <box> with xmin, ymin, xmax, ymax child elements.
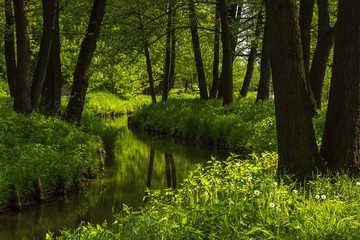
<box><xmin>50</xmin><ymin>152</ymin><xmax>360</xmax><ymax>239</ymax></box>
<box><xmin>131</xmin><ymin>93</ymin><xmax>277</xmax><ymax>153</ymax></box>
<box><xmin>0</xmin><ymin>95</ymin><xmax>102</xmax><ymax>206</ymax></box>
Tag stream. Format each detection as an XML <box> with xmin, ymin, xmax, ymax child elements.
<box><xmin>0</xmin><ymin>117</ymin><xmax>228</xmax><ymax>240</ymax></box>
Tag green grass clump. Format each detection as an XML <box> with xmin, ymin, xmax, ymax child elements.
<box><xmin>0</xmin><ymin>96</ymin><xmax>103</xmax><ymax>206</ymax></box>
<box><xmin>50</xmin><ymin>152</ymin><xmax>360</xmax><ymax>239</ymax></box>
<box><xmin>131</xmin><ymin>94</ymin><xmax>277</xmax><ymax>153</ymax></box>
<box><xmin>84</xmin><ymin>92</ymin><xmax>151</xmax><ymax>116</ymax></box>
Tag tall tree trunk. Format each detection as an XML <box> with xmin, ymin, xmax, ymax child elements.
<box><xmin>64</xmin><ymin>0</ymin><xmax>108</xmax><ymax>124</ymax></box>
<box><xmin>188</xmin><ymin>0</ymin><xmax>208</xmax><ymax>100</ymax></box>
<box><xmin>4</xmin><ymin>0</ymin><xmax>16</xmax><ymax>98</ymax></box>
<box><xmin>144</xmin><ymin>44</ymin><xmax>157</xmax><ymax>104</ymax></box>
<box><xmin>31</xmin><ymin>0</ymin><xmax>58</xmax><ymax>110</ymax></box>
<box><xmin>12</xmin><ymin>0</ymin><xmax>32</xmax><ymax>114</ymax></box>
<box><xmin>219</xmin><ymin>0</ymin><xmax>233</xmax><ymax>105</ymax></box>
<box><xmin>299</xmin><ymin>0</ymin><xmax>315</xmax><ymax>83</ymax></box>
<box><xmin>40</xmin><ymin>2</ymin><xmax>62</xmax><ymax>115</ymax></box>
<box><xmin>169</xmin><ymin>20</ymin><xmax>176</xmax><ymax>89</ymax></box>
<box><xmin>256</xmin><ymin>13</ymin><xmax>271</xmax><ymax>101</ymax></box>
<box><xmin>230</xmin><ymin>3</ymin><xmax>243</xmax><ymax>61</ymax></box>
<box><xmin>162</xmin><ymin>2</ymin><xmax>173</xmax><ymax>102</ymax></box>
<box><xmin>320</xmin><ymin>1</ymin><xmax>360</xmax><ymax>173</ymax></box>
<box><xmin>309</xmin><ymin>0</ymin><xmax>335</xmax><ymax>109</ymax></box>
<box><xmin>265</xmin><ymin>0</ymin><xmax>324</xmax><ymax>178</ymax></box>
<box><xmin>210</xmin><ymin>6</ymin><xmax>220</xmax><ymax>99</ymax></box>
<box><xmin>240</xmin><ymin>10</ymin><xmax>263</xmax><ymax>97</ymax></box>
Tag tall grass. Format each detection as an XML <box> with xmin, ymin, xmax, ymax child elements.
<box><xmin>49</xmin><ymin>153</ymin><xmax>360</xmax><ymax>240</ymax></box>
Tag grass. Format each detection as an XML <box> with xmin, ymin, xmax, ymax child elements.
<box><xmin>48</xmin><ymin>153</ymin><xmax>360</xmax><ymax>239</ymax></box>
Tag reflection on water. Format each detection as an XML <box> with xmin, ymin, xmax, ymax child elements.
<box><xmin>0</xmin><ymin>117</ymin><xmax>227</xmax><ymax>240</ymax></box>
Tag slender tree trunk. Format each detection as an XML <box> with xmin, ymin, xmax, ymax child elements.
<box><xmin>219</xmin><ymin>0</ymin><xmax>233</xmax><ymax>105</ymax></box>
<box><xmin>144</xmin><ymin>44</ymin><xmax>157</xmax><ymax>104</ymax></box>
<box><xmin>256</xmin><ymin>14</ymin><xmax>271</xmax><ymax>101</ymax></box>
<box><xmin>12</xmin><ymin>0</ymin><xmax>32</xmax><ymax>114</ymax></box>
<box><xmin>299</xmin><ymin>0</ymin><xmax>315</xmax><ymax>83</ymax></box>
<box><xmin>4</xmin><ymin>0</ymin><xmax>16</xmax><ymax>97</ymax></box>
<box><xmin>240</xmin><ymin>10</ymin><xmax>262</xmax><ymax>97</ymax></box>
<box><xmin>169</xmin><ymin>20</ymin><xmax>176</xmax><ymax>89</ymax></box>
<box><xmin>210</xmin><ymin>6</ymin><xmax>220</xmax><ymax>99</ymax></box>
<box><xmin>265</xmin><ymin>0</ymin><xmax>324</xmax><ymax>178</ymax></box>
<box><xmin>320</xmin><ymin>1</ymin><xmax>360</xmax><ymax>173</ymax></box>
<box><xmin>64</xmin><ymin>0</ymin><xmax>108</xmax><ymax>124</ymax></box>
<box><xmin>309</xmin><ymin>0</ymin><xmax>335</xmax><ymax>109</ymax></box>
<box><xmin>41</xmin><ymin>2</ymin><xmax>62</xmax><ymax>115</ymax></box>
<box><xmin>230</xmin><ymin>3</ymin><xmax>243</xmax><ymax>61</ymax></box>
<box><xmin>31</xmin><ymin>0</ymin><xmax>58</xmax><ymax>110</ymax></box>
<box><xmin>162</xmin><ymin>2</ymin><xmax>173</xmax><ymax>101</ymax></box>
<box><xmin>188</xmin><ymin>0</ymin><xmax>208</xmax><ymax>100</ymax></box>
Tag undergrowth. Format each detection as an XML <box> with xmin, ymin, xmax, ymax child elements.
<box><xmin>49</xmin><ymin>153</ymin><xmax>360</xmax><ymax>239</ymax></box>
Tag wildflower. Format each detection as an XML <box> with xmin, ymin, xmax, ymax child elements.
<box><xmin>293</xmin><ymin>189</ymin><xmax>298</xmax><ymax>194</ymax></box>
<box><xmin>248</xmin><ymin>176</ymin><xmax>253</xmax><ymax>182</ymax></box>
<box><xmin>273</xmin><ymin>182</ymin><xmax>278</xmax><ymax>187</ymax></box>
<box><xmin>236</xmin><ymin>163</ymin><xmax>241</xmax><ymax>167</ymax></box>
<box><xmin>356</xmin><ymin>182</ymin><xmax>360</xmax><ymax>186</ymax></box>
<box><xmin>321</xmin><ymin>194</ymin><xmax>326</xmax><ymax>200</ymax></box>
<box><xmin>315</xmin><ymin>195</ymin><xmax>320</xmax><ymax>199</ymax></box>
<box><xmin>269</xmin><ymin>202</ymin><xmax>276</xmax><ymax>208</ymax></box>
<box><xmin>254</xmin><ymin>190</ymin><xmax>260</xmax><ymax>196</ymax></box>
<box><xmin>276</xmin><ymin>207</ymin><xmax>281</xmax><ymax>212</ymax></box>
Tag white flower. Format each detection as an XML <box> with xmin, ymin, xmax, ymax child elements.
<box><xmin>236</xmin><ymin>163</ymin><xmax>241</xmax><ymax>167</ymax></box>
<box><xmin>315</xmin><ymin>195</ymin><xmax>320</xmax><ymax>199</ymax></box>
<box><xmin>273</xmin><ymin>182</ymin><xmax>278</xmax><ymax>187</ymax></box>
<box><xmin>321</xmin><ymin>194</ymin><xmax>326</xmax><ymax>200</ymax></box>
<box><xmin>276</xmin><ymin>207</ymin><xmax>281</xmax><ymax>212</ymax></box>
<box><xmin>356</xmin><ymin>182</ymin><xmax>360</xmax><ymax>186</ymax></box>
<box><xmin>248</xmin><ymin>176</ymin><xmax>253</xmax><ymax>182</ymax></box>
<box><xmin>254</xmin><ymin>190</ymin><xmax>260</xmax><ymax>196</ymax></box>
<box><xmin>269</xmin><ymin>202</ymin><xmax>276</xmax><ymax>208</ymax></box>
<box><xmin>293</xmin><ymin>189</ymin><xmax>298</xmax><ymax>194</ymax></box>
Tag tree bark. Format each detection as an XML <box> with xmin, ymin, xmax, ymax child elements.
<box><xmin>299</xmin><ymin>0</ymin><xmax>315</xmax><ymax>83</ymax></box>
<box><xmin>256</xmin><ymin>13</ymin><xmax>271</xmax><ymax>101</ymax></box>
<box><xmin>240</xmin><ymin>10</ymin><xmax>263</xmax><ymax>97</ymax></box>
<box><xmin>31</xmin><ymin>0</ymin><xmax>58</xmax><ymax>110</ymax></box>
<box><xmin>169</xmin><ymin>19</ymin><xmax>176</xmax><ymax>89</ymax></box>
<box><xmin>309</xmin><ymin>0</ymin><xmax>335</xmax><ymax>109</ymax></box>
<box><xmin>12</xmin><ymin>0</ymin><xmax>32</xmax><ymax>114</ymax></box>
<box><xmin>162</xmin><ymin>2</ymin><xmax>173</xmax><ymax>102</ymax></box>
<box><xmin>210</xmin><ymin>5</ymin><xmax>220</xmax><ymax>99</ymax></box>
<box><xmin>64</xmin><ymin>0</ymin><xmax>108</xmax><ymax>124</ymax></box>
<box><xmin>144</xmin><ymin>44</ymin><xmax>157</xmax><ymax>104</ymax></box>
<box><xmin>4</xmin><ymin>0</ymin><xmax>16</xmax><ymax>98</ymax></box>
<box><xmin>188</xmin><ymin>0</ymin><xmax>208</xmax><ymax>100</ymax></box>
<box><xmin>41</xmin><ymin>2</ymin><xmax>62</xmax><ymax>115</ymax></box>
<box><xmin>219</xmin><ymin>0</ymin><xmax>233</xmax><ymax>105</ymax></box>
<box><xmin>265</xmin><ymin>0</ymin><xmax>324</xmax><ymax>178</ymax></box>
<box><xmin>320</xmin><ymin>1</ymin><xmax>360</xmax><ymax>173</ymax></box>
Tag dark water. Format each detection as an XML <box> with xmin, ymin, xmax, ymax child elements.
<box><xmin>0</xmin><ymin>117</ymin><xmax>227</xmax><ymax>240</ymax></box>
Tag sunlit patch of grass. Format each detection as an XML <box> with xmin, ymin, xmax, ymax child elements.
<box><xmin>51</xmin><ymin>152</ymin><xmax>360</xmax><ymax>239</ymax></box>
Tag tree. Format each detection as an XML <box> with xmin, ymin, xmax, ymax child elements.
<box><xmin>209</xmin><ymin>5</ymin><xmax>220</xmax><ymax>99</ymax></box>
<box><xmin>218</xmin><ymin>0</ymin><xmax>233</xmax><ymax>105</ymax></box>
<box><xmin>188</xmin><ymin>0</ymin><xmax>208</xmax><ymax>100</ymax></box>
<box><xmin>320</xmin><ymin>0</ymin><xmax>360</xmax><ymax>173</ymax></box>
<box><xmin>309</xmin><ymin>0</ymin><xmax>335</xmax><ymax>109</ymax></box>
<box><xmin>31</xmin><ymin>0</ymin><xmax>58</xmax><ymax>109</ymax></box>
<box><xmin>4</xmin><ymin>0</ymin><xmax>16</xmax><ymax>97</ymax></box>
<box><xmin>12</xmin><ymin>0</ymin><xmax>32</xmax><ymax>114</ymax></box>
<box><xmin>256</xmin><ymin>12</ymin><xmax>271</xmax><ymax>101</ymax></box>
<box><xmin>240</xmin><ymin>9</ymin><xmax>263</xmax><ymax>97</ymax></box>
<box><xmin>64</xmin><ymin>0</ymin><xmax>108</xmax><ymax>124</ymax></box>
<box><xmin>265</xmin><ymin>0</ymin><xmax>324</xmax><ymax>178</ymax></box>
<box><xmin>40</xmin><ymin>1</ymin><xmax>62</xmax><ymax>115</ymax></box>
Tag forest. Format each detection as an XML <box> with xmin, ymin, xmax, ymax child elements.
<box><xmin>0</xmin><ymin>0</ymin><xmax>360</xmax><ymax>239</ymax></box>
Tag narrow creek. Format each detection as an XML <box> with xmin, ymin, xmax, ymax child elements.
<box><xmin>0</xmin><ymin>117</ymin><xmax>228</xmax><ymax>240</ymax></box>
